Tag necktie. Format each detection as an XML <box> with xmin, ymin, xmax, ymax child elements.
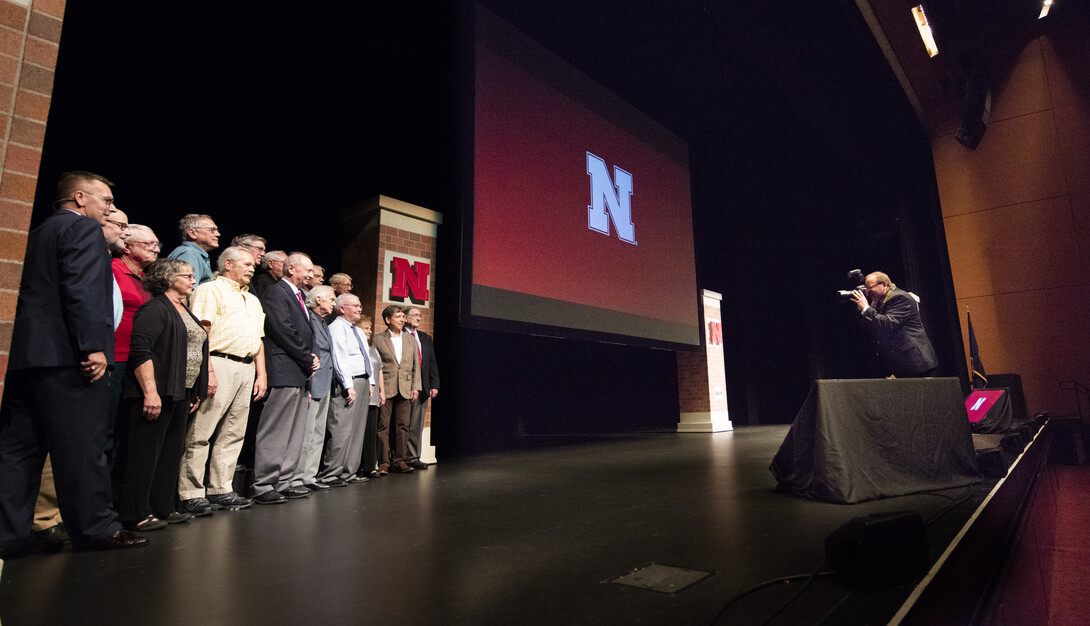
<box><xmin>411</xmin><ymin>331</ymin><xmax>422</xmax><ymax>365</ymax></box>
<box><xmin>296</xmin><ymin>291</ymin><xmax>309</xmax><ymax>319</ymax></box>
<box><xmin>352</xmin><ymin>326</ymin><xmax>372</xmax><ymax>378</ymax></box>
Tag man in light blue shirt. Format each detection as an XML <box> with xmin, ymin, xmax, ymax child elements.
<box><xmin>167</xmin><ymin>213</ymin><xmax>218</xmax><ymax>285</ymax></box>
<box><xmin>318</xmin><ymin>293</ymin><xmax>374</xmax><ymax>485</ymax></box>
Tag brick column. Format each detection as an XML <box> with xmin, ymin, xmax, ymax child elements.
<box><xmin>0</xmin><ymin>0</ymin><xmax>65</xmax><ymax>406</ymax></box>
<box><xmin>340</xmin><ymin>195</ymin><xmax>443</xmax><ymax>461</ymax></box>
<box><xmin>676</xmin><ymin>289</ymin><xmax>732</xmax><ymax>432</ymax></box>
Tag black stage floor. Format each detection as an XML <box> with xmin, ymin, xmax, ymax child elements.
<box><xmin>0</xmin><ymin>426</ymin><xmax>1000</xmax><ymax>625</ymax></box>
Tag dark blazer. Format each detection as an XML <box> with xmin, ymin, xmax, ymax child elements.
<box><xmin>372</xmin><ymin>329</ymin><xmax>421</xmax><ymax>400</ymax></box>
<box><xmin>260</xmin><ymin>278</ymin><xmax>314</xmax><ymax>387</ymax></box>
<box><xmin>123</xmin><ymin>294</ymin><xmax>209</xmax><ymax>401</ymax></box>
<box><xmin>861</xmin><ymin>288</ymin><xmax>939</xmax><ymax>377</ymax></box>
<box><xmin>8</xmin><ymin>210</ymin><xmax>114</xmax><ymax>370</ymax></box>
<box><xmin>248</xmin><ymin>268</ymin><xmax>274</xmax><ymax>299</ymax></box>
<box><xmin>307</xmin><ymin>314</ymin><xmax>335</xmax><ymax>400</ymax></box>
<box><xmin>412</xmin><ymin>329</ymin><xmax>440</xmax><ymax>393</ymax></box>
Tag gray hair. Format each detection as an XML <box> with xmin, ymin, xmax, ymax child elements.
<box><xmin>216</xmin><ymin>246</ymin><xmax>256</xmax><ymax>271</ymax></box>
<box><xmin>335</xmin><ymin>293</ymin><xmax>361</xmax><ymax>314</ymax></box>
<box><xmin>143</xmin><ymin>259</ymin><xmax>192</xmax><ymax>297</ymax></box>
<box><xmin>305</xmin><ymin>285</ymin><xmax>336</xmax><ymax>309</ymax></box>
<box><xmin>262</xmin><ymin>249</ymin><xmax>286</xmax><ymax>270</ymax></box>
<box><xmin>231</xmin><ymin>233</ymin><xmax>267</xmax><ymax>247</ymax></box>
<box><xmin>127</xmin><ymin>224</ymin><xmax>154</xmax><ymax>241</ymax></box>
<box><xmin>177</xmin><ymin>213</ymin><xmax>214</xmax><ymax>241</ymax></box>
<box><xmin>328</xmin><ymin>273</ymin><xmax>351</xmax><ymax>287</ymax></box>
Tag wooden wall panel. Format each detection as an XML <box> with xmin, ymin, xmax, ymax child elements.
<box><xmin>934</xmin><ymin>111</ymin><xmax>1066</xmax><ymax>217</ymax></box>
<box><xmin>958</xmin><ymin>291</ymin><xmax>1090</xmax><ymax>415</ymax></box>
<box><xmin>944</xmin><ymin>196</ymin><xmax>1078</xmax><ymax>299</ymax></box>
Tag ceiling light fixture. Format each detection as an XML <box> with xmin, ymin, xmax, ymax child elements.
<box><xmin>911</xmin><ymin>5</ymin><xmax>939</xmax><ymax>58</ymax></box>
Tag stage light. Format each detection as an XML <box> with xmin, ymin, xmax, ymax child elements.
<box><xmin>1039</xmin><ymin>0</ymin><xmax>1053</xmax><ymax>19</ymax></box>
<box><xmin>912</xmin><ymin>5</ymin><xmax>939</xmax><ymax>58</ymax></box>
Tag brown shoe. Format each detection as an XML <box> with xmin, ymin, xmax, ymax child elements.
<box><xmin>392</xmin><ymin>461</ymin><xmax>415</xmax><ymax>473</ymax></box>
<box><xmin>378</xmin><ymin>463</ymin><xmax>390</xmax><ymax>476</ymax></box>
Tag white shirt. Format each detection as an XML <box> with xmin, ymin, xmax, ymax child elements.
<box><xmin>329</xmin><ymin>316</ymin><xmax>373</xmax><ymax>390</ymax></box>
<box><xmin>389</xmin><ymin>329</ymin><xmax>404</xmax><ymax>364</ymax></box>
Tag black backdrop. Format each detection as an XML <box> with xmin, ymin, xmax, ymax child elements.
<box><xmin>34</xmin><ymin>2</ymin><xmax>965</xmax><ymax>456</ymax></box>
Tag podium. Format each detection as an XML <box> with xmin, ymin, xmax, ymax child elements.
<box><xmin>770</xmin><ymin>378</ymin><xmax>981</xmax><ymax>503</ymax></box>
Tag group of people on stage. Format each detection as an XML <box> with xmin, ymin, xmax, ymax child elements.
<box><xmin>0</xmin><ymin>171</ymin><xmax>439</xmax><ymax>557</ymax></box>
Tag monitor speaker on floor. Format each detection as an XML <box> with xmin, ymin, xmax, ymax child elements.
<box><xmin>975</xmin><ymin>448</ymin><xmax>1008</xmax><ymax>478</ymax></box>
<box><xmin>824</xmin><ymin>512</ymin><xmax>929</xmax><ymax>590</ymax></box>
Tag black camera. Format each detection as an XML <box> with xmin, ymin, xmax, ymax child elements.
<box><xmin>837</xmin><ymin>269</ymin><xmax>865</xmax><ymax>302</ymax></box>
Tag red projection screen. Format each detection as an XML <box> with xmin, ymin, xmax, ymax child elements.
<box><xmin>469</xmin><ymin>7</ymin><xmax>701</xmax><ymax>346</ymax></box>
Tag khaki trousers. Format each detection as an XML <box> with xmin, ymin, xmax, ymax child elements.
<box><xmin>178</xmin><ymin>357</ymin><xmax>254</xmax><ymax>499</ymax></box>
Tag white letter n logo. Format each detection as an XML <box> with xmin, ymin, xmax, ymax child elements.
<box><xmin>586</xmin><ymin>151</ymin><xmax>636</xmax><ymax>245</ymax></box>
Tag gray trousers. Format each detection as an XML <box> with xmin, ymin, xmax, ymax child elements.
<box><xmin>318</xmin><ymin>378</ymin><xmax>369</xmax><ymax>482</ymax></box>
<box><xmin>252</xmin><ymin>386</ymin><xmax>308</xmax><ymax>496</ymax></box>
<box><xmin>407</xmin><ymin>395</ymin><xmax>429</xmax><ymax>462</ymax></box>
<box><xmin>291</xmin><ymin>392</ymin><xmax>331</xmax><ymax>488</ymax></box>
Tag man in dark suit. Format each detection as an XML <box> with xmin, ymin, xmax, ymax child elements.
<box><xmin>852</xmin><ymin>271</ymin><xmax>939</xmax><ymax>378</ymax></box>
<box><xmin>403</xmin><ymin>306</ymin><xmax>439</xmax><ymax>470</ymax></box>
<box><xmin>371</xmin><ymin>305</ymin><xmax>421</xmax><ymax>474</ymax></box>
<box><xmin>252</xmin><ymin>252</ymin><xmax>317</xmax><ymax>504</ymax></box>
<box><xmin>248</xmin><ymin>249</ymin><xmax>285</xmax><ymax>299</ymax></box>
<box><xmin>0</xmin><ymin>171</ymin><xmax>147</xmax><ymax>555</ymax></box>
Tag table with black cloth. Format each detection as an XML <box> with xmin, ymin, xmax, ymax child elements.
<box><xmin>770</xmin><ymin>378</ymin><xmax>981</xmax><ymax>504</ymax></box>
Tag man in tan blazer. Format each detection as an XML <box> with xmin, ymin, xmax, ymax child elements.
<box><xmin>371</xmin><ymin>305</ymin><xmax>421</xmax><ymax>474</ymax></box>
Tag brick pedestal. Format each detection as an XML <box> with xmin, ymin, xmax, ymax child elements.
<box><xmin>676</xmin><ymin>289</ymin><xmax>732</xmax><ymax>433</ymax></box>
<box><xmin>339</xmin><ymin>195</ymin><xmax>443</xmax><ymax>462</ymax></box>
<box><xmin>0</xmin><ymin>0</ymin><xmax>66</xmax><ymax>408</ymax></box>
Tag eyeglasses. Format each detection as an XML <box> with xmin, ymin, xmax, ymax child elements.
<box><xmin>243</xmin><ymin>243</ymin><xmax>266</xmax><ymax>253</ymax></box>
<box><xmin>176</xmin><ymin>273</ymin><xmax>196</xmax><ymax>280</ymax></box>
<box><xmin>105</xmin><ymin>219</ymin><xmax>130</xmax><ymax>231</ymax></box>
<box><xmin>77</xmin><ymin>190</ymin><xmax>114</xmax><ymax>206</ymax></box>
<box><xmin>194</xmin><ymin>226</ymin><xmax>220</xmax><ymax>235</ymax></box>
<box><xmin>130</xmin><ymin>240</ymin><xmax>161</xmax><ymax>250</ymax></box>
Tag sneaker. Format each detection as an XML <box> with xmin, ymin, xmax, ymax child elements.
<box><xmin>180</xmin><ymin>497</ymin><xmax>214</xmax><ymax>517</ymax></box>
<box><xmin>207</xmin><ymin>492</ymin><xmax>253</xmax><ymax>511</ymax></box>
<box><xmin>166</xmin><ymin>511</ymin><xmax>193</xmax><ymax>524</ymax></box>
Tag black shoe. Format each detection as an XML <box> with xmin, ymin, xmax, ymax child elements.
<box><xmin>279</xmin><ymin>486</ymin><xmax>310</xmax><ymax>499</ymax></box>
<box><xmin>83</xmin><ymin>529</ymin><xmax>149</xmax><ymax>551</ymax></box>
<box><xmin>408</xmin><ymin>460</ymin><xmax>429</xmax><ymax>470</ymax></box>
<box><xmin>346</xmin><ymin>474</ymin><xmax>369</xmax><ymax>483</ymax></box>
<box><xmin>304</xmin><ymin>482</ymin><xmax>331</xmax><ymax>491</ymax></box>
<box><xmin>34</xmin><ymin>524</ymin><xmax>68</xmax><ymax>553</ymax></box>
<box><xmin>165</xmin><ymin>512</ymin><xmax>193</xmax><ymax>524</ymax></box>
<box><xmin>208</xmin><ymin>492</ymin><xmax>253</xmax><ymax>510</ymax></box>
<box><xmin>325</xmin><ymin>477</ymin><xmax>348</xmax><ymax>487</ymax></box>
<box><xmin>253</xmin><ymin>491</ymin><xmax>287</xmax><ymax>505</ymax></box>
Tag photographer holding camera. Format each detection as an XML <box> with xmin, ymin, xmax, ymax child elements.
<box><xmin>850</xmin><ymin>271</ymin><xmax>939</xmax><ymax>378</ymax></box>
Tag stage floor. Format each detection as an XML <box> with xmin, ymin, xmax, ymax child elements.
<box><xmin>0</xmin><ymin>426</ymin><xmax>998</xmax><ymax>625</ymax></box>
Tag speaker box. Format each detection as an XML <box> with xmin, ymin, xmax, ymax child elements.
<box><xmin>824</xmin><ymin>512</ymin><xmax>929</xmax><ymax>590</ymax></box>
<box><xmin>988</xmin><ymin>374</ymin><xmax>1027</xmax><ymax>421</ymax></box>
<box><xmin>975</xmin><ymin>448</ymin><xmax>1008</xmax><ymax>478</ymax></box>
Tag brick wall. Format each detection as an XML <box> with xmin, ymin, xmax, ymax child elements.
<box><xmin>339</xmin><ymin>196</ymin><xmax>442</xmax><ymax>434</ymax></box>
<box><xmin>0</xmin><ymin>0</ymin><xmax>65</xmax><ymax>404</ymax></box>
